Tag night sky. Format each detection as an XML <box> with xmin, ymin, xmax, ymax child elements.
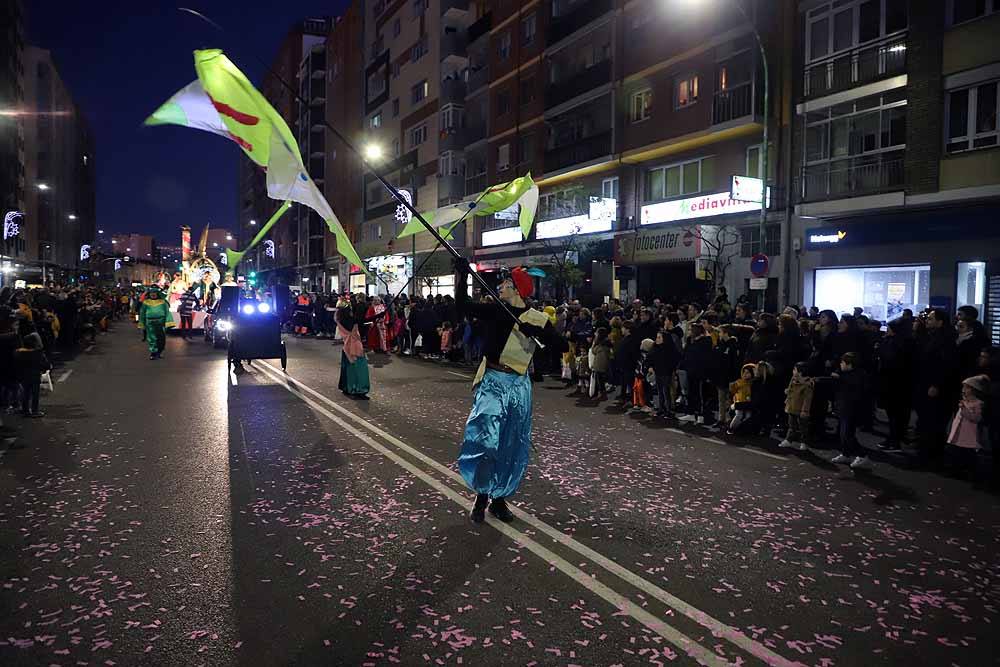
<box><xmin>27</xmin><ymin>0</ymin><xmax>347</xmax><ymax>243</ymax></box>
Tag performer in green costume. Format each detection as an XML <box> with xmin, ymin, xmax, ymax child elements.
<box><xmin>138</xmin><ymin>286</ymin><xmax>175</xmax><ymax>359</ymax></box>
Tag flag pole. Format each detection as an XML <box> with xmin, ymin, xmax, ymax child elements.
<box><xmin>178</xmin><ymin>8</ymin><xmax>525</xmax><ymax>327</ymax></box>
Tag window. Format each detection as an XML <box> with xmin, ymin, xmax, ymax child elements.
<box><xmin>602</xmin><ymin>177</ymin><xmax>619</xmax><ymax>200</ymax></box>
<box><xmin>675</xmin><ymin>74</ymin><xmax>699</xmax><ymax>108</ymax></box>
<box><xmin>740</xmin><ymin>225</ymin><xmax>780</xmax><ymax>257</ymax></box>
<box><xmin>392</xmin><ymin>98</ymin><xmax>399</xmax><ymax>117</ymax></box>
<box><xmin>946</xmin><ymin>80</ymin><xmax>1000</xmax><ymax>152</ymax></box>
<box><xmin>957</xmin><ymin>261</ymin><xmax>987</xmax><ymax>314</ymax></box>
<box><xmin>410</xmin><ymin>124</ymin><xmax>428</xmax><ymax>148</ymax></box>
<box><xmin>516</xmin><ymin>133</ymin><xmax>534</xmax><ymax>165</ymax></box>
<box><xmin>631</xmin><ymin>88</ymin><xmax>653</xmax><ymax>122</ymax></box>
<box><xmin>392</xmin><ymin>61</ymin><xmax>401</xmax><ymax>78</ymax></box>
<box><xmin>412</xmin><ymin>34</ymin><xmax>428</xmax><ymax>61</ymax></box>
<box><xmin>498</xmin><ymin>32</ymin><xmax>512</xmax><ymax>60</ymax></box>
<box><xmin>950</xmin><ymin>0</ymin><xmax>997</xmax><ymax>25</ymax></box>
<box><xmin>370</xmin><ymin>112</ymin><xmax>382</xmax><ymax>129</ymax></box>
<box><xmin>411</xmin><ymin>79</ymin><xmax>429</xmax><ymax>104</ymax></box>
<box><xmin>392</xmin><ymin>138</ymin><xmax>400</xmax><ymax>156</ymax></box>
<box><xmin>646</xmin><ymin>158</ymin><xmax>705</xmax><ymax>201</ymax></box>
<box><xmin>412</xmin><ymin>0</ymin><xmax>428</xmax><ymax>18</ymax></box>
<box><xmin>393</xmin><ymin>17</ymin><xmax>401</xmax><ymax>37</ymax></box>
<box><xmin>519</xmin><ymin>76</ymin><xmax>536</xmax><ymax>105</ymax></box>
<box><xmin>497</xmin><ymin>143</ymin><xmax>511</xmax><ymax>171</ymax></box>
<box><xmin>746</xmin><ymin>144</ymin><xmax>763</xmax><ymax>179</ymax></box>
<box><xmin>439</xmin><ymin>151</ymin><xmax>465</xmax><ymax>176</ymax></box>
<box><xmin>805</xmin><ymin>0</ymin><xmax>909</xmax><ymax>65</ymax></box>
<box><xmin>803</xmin><ymin>91</ymin><xmax>907</xmax><ymax>163</ymax></box>
<box><xmin>440</xmin><ymin>104</ymin><xmax>464</xmax><ymax>131</ymax></box>
<box><xmin>497</xmin><ymin>89</ymin><xmax>512</xmax><ymax>116</ymax></box>
<box><xmin>368</xmin><ymin>71</ymin><xmax>387</xmax><ymax>99</ymax></box>
<box><xmin>522</xmin><ymin>13</ymin><xmax>537</xmax><ymax>45</ymax></box>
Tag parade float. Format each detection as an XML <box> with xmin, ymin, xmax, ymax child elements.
<box><xmin>166</xmin><ymin>225</ymin><xmax>223</xmax><ymax>329</ymax></box>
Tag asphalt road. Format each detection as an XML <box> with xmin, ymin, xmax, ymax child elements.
<box><xmin>1</xmin><ymin>324</ymin><xmax>997</xmax><ymax>666</ymax></box>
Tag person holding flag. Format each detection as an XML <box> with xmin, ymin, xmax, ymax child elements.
<box><xmin>453</xmin><ymin>259</ymin><xmax>568</xmax><ymax>523</ymax></box>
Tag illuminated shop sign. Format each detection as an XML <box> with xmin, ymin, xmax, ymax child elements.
<box><xmin>641</xmin><ymin>192</ymin><xmax>764</xmax><ymax>226</ymax></box>
<box><xmin>536</xmin><ymin>197</ymin><xmax>615</xmax><ymax>240</ymax></box>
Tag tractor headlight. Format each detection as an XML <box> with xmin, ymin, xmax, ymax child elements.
<box><xmin>241</xmin><ymin>303</ymin><xmax>255</xmax><ymax>315</ymax></box>
<box><xmin>257</xmin><ymin>302</ymin><xmax>271</xmax><ymax>314</ymax></box>
<box><xmin>216</xmin><ymin>319</ymin><xmax>233</xmax><ymax>332</ymax></box>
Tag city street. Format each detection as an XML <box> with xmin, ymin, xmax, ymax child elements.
<box><xmin>0</xmin><ymin>325</ymin><xmax>997</xmax><ymax>666</ymax></box>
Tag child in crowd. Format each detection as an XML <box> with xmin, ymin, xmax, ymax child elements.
<box><xmin>573</xmin><ymin>339</ymin><xmax>591</xmax><ymax>396</ymax></box>
<box><xmin>779</xmin><ymin>362</ymin><xmax>814</xmax><ymax>450</ymax></box>
<box><xmin>439</xmin><ymin>321</ymin><xmax>453</xmax><ymax>358</ymax></box>
<box><xmin>651</xmin><ymin>330</ymin><xmax>681</xmax><ymax>418</ymax></box>
<box><xmin>830</xmin><ymin>352</ymin><xmax>873</xmax><ymax>470</ymax></box>
<box><xmin>590</xmin><ymin>328</ymin><xmax>612</xmax><ymax>401</ymax></box>
<box><xmin>561</xmin><ymin>332</ymin><xmax>576</xmax><ymax>385</ymax></box>
<box><xmin>750</xmin><ymin>361</ymin><xmax>781</xmax><ymax>436</ymax></box>
<box><xmin>632</xmin><ymin>338</ymin><xmax>655</xmax><ymax>412</ymax></box>
<box><xmin>728</xmin><ymin>363</ymin><xmax>755</xmax><ymax>433</ymax></box>
<box><xmin>946</xmin><ymin>374</ymin><xmax>990</xmax><ymax>478</ymax></box>
<box><xmin>14</xmin><ymin>332</ymin><xmax>51</xmax><ymax>418</ymax></box>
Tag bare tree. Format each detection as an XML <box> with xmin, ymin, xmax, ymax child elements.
<box><xmin>681</xmin><ymin>224</ymin><xmax>741</xmax><ymax>304</ymax></box>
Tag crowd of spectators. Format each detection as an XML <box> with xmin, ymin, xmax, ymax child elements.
<box><xmin>289</xmin><ymin>287</ymin><xmax>998</xmax><ymax>487</ymax></box>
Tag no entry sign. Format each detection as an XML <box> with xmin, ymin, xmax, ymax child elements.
<box><xmin>750</xmin><ymin>253</ymin><xmax>769</xmax><ymax>277</ymax></box>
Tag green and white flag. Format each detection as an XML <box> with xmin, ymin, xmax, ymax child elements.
<box><xmin>146</xmin><ymin>49</ymin><xmax>364</xmax><ymax>270</ymax></box>
<box><xmin>397</xmin><ymin>174</ymin><xmax>539</xmax><ymax>241</ymax></box>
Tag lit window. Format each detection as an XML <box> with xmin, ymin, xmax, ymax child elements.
<box><xmin>630</xmin><ymin>88</ymin><xmax>652</xmax><ymax>123</ymax></box>
<box><xmin>410</xmin><ymin>124</ymin><xmax>428</xmax><ymax>147</ymax></box>
<box><xmin>411</xmin><ymin>79</ymin><xmax>429</xmax><ymax>104</ymax></box>
<box><xmin>675</xmin><ymin>74</ymin><xmax>699</xmax><ymax>108</ymax></box>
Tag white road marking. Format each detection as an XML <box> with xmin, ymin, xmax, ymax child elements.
<box><xmin>84</xmin><ymin>344</ymin><xmax>95</xmax><ymax>353</ymax></box>
<box><xmin>446</xmin><ymin>370</ymin><xmax>472</xmax><ymax>379</ymax></box>
<box><xmin>252</xmin><ymin>363</ymin><xmax>728</xmax><ymax>666</ymax></box>
<box><xmin>742</xmin><ymin>447</ymin><xmax>789</xmax><ymax>461</ymax></box>
<box><xmin>57</xmin><ymin>369</ymin><xmax>73</xmax><ymax>383</ymax></box>
<box><xmin>255</xmin><ymin>360</ymin><xmax>801</xmax><ymax>667</ymax></box>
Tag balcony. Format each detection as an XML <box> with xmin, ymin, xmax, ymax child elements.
<box><xmin>544</xmin><ymin>130</ymin><xmax>612</xmax><ymax>173</ymax></box>
<box><xmin>803</xmin><ymin>32</ymin><xmax>907</xmax><ymax>100</ymax></box>
<box><xmin>467</xmin><ymin>65</ymin><xmax>490</xmax><ymax>93</ymax></box>
<box><xmin>441</xmin><ymin>77</ymin><xmax>466</xmax><ymax>105</ymax></box>
<box><xmin>467</xmin><ymin>11</ymin><xmax>492</xmax><ymax>45</ymax></box>
<box><xmin>441</xmin><ymin>0</ymin><xmax>469</xmax><ymax>20</ymax></box>
<box><xmin>547</xmin><ymin>0</ymin><xmax>613</xmax><ymax>47</ymax></box>
<box><xmin>441</xmin><ymin>31</ymin><xmax>468</xmax><ymax>66</ymax></box>
<box><xmin>466</xmin><ymin>172</ymin><xmax>488</xmax><ymax>196</ymax></box>
<box><xmin>712</xmin><ymin>81</ymin><xmax>755</xmax><ymax>125</ymax></box>
<box><xmin>798</xmin><ymin>150</ymin><xmax>905</xmax><ymax>202</ymax></box>
<box><xmin>439</xmin><ymin>126</ymin><xmax>468</xmax><ymax>152</ymax></box>
<box><xmin>545</xmin><ymin>59</ymin><xmax>611</xmax><ymax>109</ymax></box>
<box><xmin>438</xmin><ymin>173</ymin><xmax>465</xmax><ymax>201</ymax></box>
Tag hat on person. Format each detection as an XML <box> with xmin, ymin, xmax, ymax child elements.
<box><xmin>640</xmin><ymin>338</ymin><xmax>655</xmax><ymax>353</ymax></box>
<box><xmin>23</xmin><ymin>332</ymin><xmax>43</xmax><ymax>350</ymax></box>
<box><xmin>963</xmin><ymin>374</ymin><xmax>991</xmax><ymax>396</ymax></box>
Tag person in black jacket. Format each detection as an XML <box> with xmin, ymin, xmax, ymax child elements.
<box><xmin>713</xmin><ymin>325</ymin><xmax>743</xmax><ymax>423</ymax></box>
<box><xmin>613</xmin><ymin>321</ymin><xmax>636</xmax><ymax>403</ymax></box>
<box><xmin>744</xmin><ymin>314</ymin><xmax>778</xmax><ymax>365</ymax></box>
<box><xmin>15</xmin><ymin>332</ymin><xmax>51</xmax><ymax>418</ymax></box>
<box><xmin>829</xmin><ymin>352</ymin><xmax>873</xmax><ymax>470</ymax></box>
<box><xmin>0</xmin><ymin>308</ymin><xmax>20</xmax><ymax>414</ymax></box>
<box><xmin>680</xmin><ymin>323</ymin><xmax>714</xmax><ymax>425</ymax></box>
<box><xmin>650</xmin><ymin>330</ymin><xmax>681</xmax><ymax>418</ymax></box>
<box><xmin>177</xmin><ymin>288</ymin><xmax>200</xmax><ymax>340</ymax></box>
<box><xmin>876</xmin><ymin>318</ymin><xmax>915</xmax><ymax>452</ymax></box>
<box><xmin>915</xmin><ymin>309</ymin><xmax>958</xmax><ymax>465</ymax></box>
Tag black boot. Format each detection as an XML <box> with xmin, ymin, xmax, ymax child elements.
<box><xmin>488</xmin><ymin>497</ymin><xmax>514</xmax><ymax>522</ymax></box>
<box><xmin>469</xmin><ymin>494</ymin><xmax>488</xmax><ymax>523</ymax></box>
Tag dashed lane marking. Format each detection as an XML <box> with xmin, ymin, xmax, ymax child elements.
<box><xmin>446</xmin><ymin>370</ymin><xmax>473</xmax><ymax>379</ymax></box>
<box><xmin>254</xmin><ymin>360</ymin><xmax>802</xmax><ymax>667</ymax></box>
<box><xmin>57</xmin><ymin>369</ymin><xmax>73</xmax><ymax>383</ymax></box>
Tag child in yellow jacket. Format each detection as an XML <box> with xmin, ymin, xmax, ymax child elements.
<box><xmin>779</xmin><ymin>362</ymin><xmax>815</xmax><ymax>450</ymax></box>
<box><xmin>727</xmin><ymin>363</ymin><xmax>755</xmax><ymax>433</ymax></box>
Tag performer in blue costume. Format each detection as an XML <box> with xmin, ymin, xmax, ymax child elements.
<box><xmin>454</xmin><ymin>259</ymin><xmax>568</xmax><ymax>523</ymax></box>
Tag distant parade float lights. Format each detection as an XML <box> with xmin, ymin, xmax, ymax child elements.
<box><xmin>4</xmin><ymin>211</ymin><xmax>23</xmax><ymax>239</ymax></box>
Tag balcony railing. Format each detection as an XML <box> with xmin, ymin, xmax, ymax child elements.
<box><xmin>465</xmin><ymin>172</ymin><xmax>488</xmax><ymax>196</ymax></box>
<box><xmin>712</xmin><ymin>81</ymin><xmax>755</xmax><ymax>125</ymax></box>
<box><xmin>468</xmin><ymin>11</ymin><xmax>492</xmax><ymax>45</ymax></box>
<box><xmin>441</xmin><ymin>31</ymin><xmax>467</xmax><ymax>63</ymax></box>
<box><xmin>804</xmin><ymin>32</ymin><xmax>907</xmax><ymax>100</ymax></box>
<box><xmin>547</xmin><ymin>0</ymin><xmax>613</xmax><ymax>46</ymax></box>
<box><xmin>544</xmin><ymin>130</ymin><xmax>612</xmax><ymax>173</ymax></box>
<box><xmin>798</xmin><ymin>151</ymin><xmax>905</xmax><ymax>202</ymax></box>
<box><xmin>439</xmin><ymin>126</ymin><xmax>468</xmax><ymax>152</ymax></box>
<box><xmin>467</xmin><ymin>65</ymin><xmax>490</xmax><ymax>93</ymax></box>
<box><xmin>545</xmin><ymin>59</ymin><xmax>612</xmax><ymax>109</ymax></box>
<box><xmin>441</xmin><ymin>77</ymin><xmax>466</xmax><ymax>104</ymax></box>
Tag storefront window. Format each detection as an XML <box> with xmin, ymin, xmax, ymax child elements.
<box><xmin>814</xmin><ymin>265</ymin><xmax>929</xmax><ymax>322</ymax></box>
<box><xmin>349</xmin><ymin>273</ymin><xmax>367</xmax><ymax>294</ymax></box>
<box><xmin>956</xmin><ymin>261</ymin><xmax>986</xmax><ymax>315</ymax></box>
<box><xmin>419</xmin><ymin>274</ymin><xmax>471</xmax><ymax>298</ymax></box>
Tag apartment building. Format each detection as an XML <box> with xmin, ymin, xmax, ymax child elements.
<box><xmin>469</xmin><ymin>0</ymin><xmax>792</xmax><ymax>306</ymax></box>
<box><xmin>355</xmin><ymin>0</ymin><xmax>476</xmax><ymax>297</ymax></box>
<box><xmin>1</xmin><ymin>0</ymin><xmax>25</xmax><ymax>250</ymax></box>
<box><xmin>790</xmin><ymin>1</ymin><xmax>1000</xmax><ymax>341</ymax></box>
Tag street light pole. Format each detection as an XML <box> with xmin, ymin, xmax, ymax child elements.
<box><xmin>732</xmin><ymin>0</ymin><xmax>769</xmax><ymax>311</ymax></box>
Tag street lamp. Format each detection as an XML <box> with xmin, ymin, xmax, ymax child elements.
<box><xmin>36</xmin><ymin>183</ymin><xmax>49</xmax><ymax>191</ymax></box>
<box><xmin>249</xmin><ymin>219</ymin><xmax>257</xmax><ymax>226</ymax></box>
<box><xmin>364</xmin><ymin>143</ymin><xmax>383</xmax><ymax>161</ymax></box>
<box><xmin>98</xmin><ymin>229</ymin><xmax>104</xmax><ymax>234</ymax></box>
<box><xmin>68</xmin><ymin>214</ymin><xmax>77</xmax><ymax>220</ymax></box>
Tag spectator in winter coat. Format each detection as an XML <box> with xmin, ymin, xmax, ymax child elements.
<box><xmin>713</xmin><ymin>325</ymin><xmax>743</xmax><ymax>421</ymax></box>
<box><xmin>829</xmin><ymin>352</ymin><xmax>873</xmax><ymax>470</ymax></box>
<box><xmin>728</xmin><ymin>363</ymin><xmax>755</xmax><ymax>433</ymax></box>
<box><xmin>650</xmin><ymin>330</ymin><xmax>681</xmax><ymax>418</ymax></box>
<box><xmin>680</xmin><ymin>323</ymin><xmax>715</xmax><ymax>425</ymax></box>
<box><xmin>14</xmin><ymin>332</ymin><xmax>51</xmax><ymax>418</ymax></box>
<box><xmin>779</xmin><ymin>362</ymin><xmax>814</xmax><ymax>450</ymax></box>
<box><xmin>749</xmin><ymin>361</ymin><xmax>782</xmax><ymax>436</ymax></box>
<box><xmin>876</xmin><ymin>318</ymin><xmax>916</xmax><ymax>452</ymax></box>
<box><xmin>590</xmin><ymin>328</ymin><xmax>612</xmax><ymax>401</ymax></box>
<box><xmin>956</xmin><ymin>317</ymin><xmax>986</xmax><ymax>382</ymax></box>
<box><xmin>916</xmin><ymin>309</ymin><xmax>959</xmax><ymax>464</ymax></box>
<box><xmin>946</xmin><ymin>374</ymin><xmax>989</xmax><ymax>478</ymax></box>
<box><xmin>744</xmin><ymin>314</ymin><xmax>778</xmax><ymax>365</ymax></box>
<box><xmin>614</xmin><ymin>321</ymin><xmax>636</xmax><ymax>402</ymax></box>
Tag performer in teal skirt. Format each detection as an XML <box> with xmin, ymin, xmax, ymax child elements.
<box><xmin>454</xmin><ymin>260</ymin><xmax>567</xmax><ymax>522</ymax></box>
<box><xmin>335</xmin><ymin>297</ymin><xmax>371</xmax><ymax>399</ymax></box>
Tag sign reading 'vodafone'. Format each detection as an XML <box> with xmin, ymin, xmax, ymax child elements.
<box><xmin>641</xmin><ymin>191</ymin><xmax>762</xmax><ymax>226</ymax></box>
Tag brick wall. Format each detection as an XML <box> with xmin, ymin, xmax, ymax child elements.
<box><xmin>903</xmin><ymin>0</ymin><xmax>944</xmax><ymax>196</ymax></box>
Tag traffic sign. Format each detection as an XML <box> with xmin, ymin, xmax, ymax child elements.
<box><xmin>749</xmin><ymin>277</ymin><xmax>768</xmax><ymax>290</ymax></box>
<box><xmin>750</xmin><ymin>253</ymin><xmax>769</xmax><ymax>277</ymax></box>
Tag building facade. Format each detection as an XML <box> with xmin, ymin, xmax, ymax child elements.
<box><xmin>790</xmin><ymin>1</ymin><xmax>1000</xmax><ymax>341</ymax></box>
<box><xmin>1</xmin><ymin>0</ymin><xmax>26</xmax><ymax>268</ymax></box>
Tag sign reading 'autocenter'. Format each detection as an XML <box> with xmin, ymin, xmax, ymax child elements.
<box><xmin>641</xmin><ymin>191</ymin><xmax>763</xmax><ymax>226</ymax></box>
